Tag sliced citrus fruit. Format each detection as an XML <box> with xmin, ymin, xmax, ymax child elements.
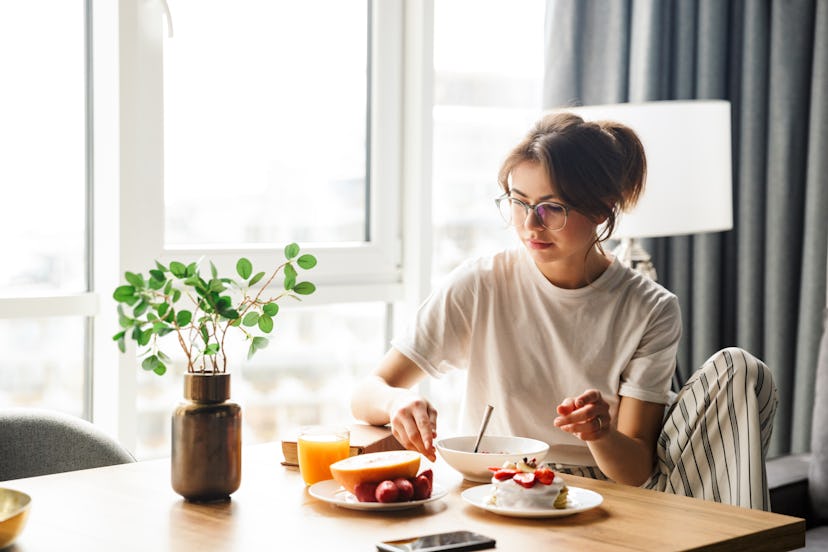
<box><xmin>329</xmin><ymin>450</ymin><xmax>421</xmax><ymax>494</ymax></box>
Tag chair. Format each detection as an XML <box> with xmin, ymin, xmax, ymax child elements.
<box><xmin>0</xmin><ymin>408</ymin><xmax>135</xmax><ymax>481</ymax></box>
<box><xmin>767</xmin><ymin>306</ymin><xmax>828</xmax><ymax>550</ymax></box>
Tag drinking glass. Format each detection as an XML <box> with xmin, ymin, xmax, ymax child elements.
<box><xmin>297</xmin><ymin>426</ymin><xmax>350</xmax><ymax>486</ymax></box>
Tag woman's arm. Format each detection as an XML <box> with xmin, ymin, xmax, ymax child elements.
<box><xmin>350</xmin><ymin>348</ymin><xmax>439</xmax><ymax>461</ymax></box>
<box><xmin>554</xmin><ymin>392</ymin><xmax>664</xmax><ymax>486</ymax></box>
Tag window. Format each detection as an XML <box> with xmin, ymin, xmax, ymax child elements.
<box><xmin>426</xmin><ymin>0</ymin><xmax>545</xmax><ymax>429</ymax></box>
<box><xmin>0</xmin><ymin>1</ymin><xmax>91</xmax><ymax>418</ymax></box>
<box><xmin>116</xmin><ymin>0</ymin><xmax>412</xmax><ymax>458</ymax></box>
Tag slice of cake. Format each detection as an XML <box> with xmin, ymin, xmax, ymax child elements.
<box><xmin>485</xmin><ymin>457</ymin><xmax>568</xmax><ymax>509</ymax></box>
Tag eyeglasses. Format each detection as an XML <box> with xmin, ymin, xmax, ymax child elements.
<box><xmin>495</xmin><ymin>193</ymin><xmax>569</xmax><ymax>231</ymax></box>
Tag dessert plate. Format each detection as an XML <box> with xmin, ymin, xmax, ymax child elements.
<box><xmin>309</xmin><ymin>479</ymin><xmax>448</xmax><ymax>511</ymax></box>
<box><xmin>461</xmin><ymin>484</ymin><xmax>603</xmax><ymax>518</ymax></box>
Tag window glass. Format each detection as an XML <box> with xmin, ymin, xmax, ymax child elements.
<box><xmin>0</xmin><ymin>2</ymin><xmax>85</xmax><ymax>294</ymax></box>
<box><xmin>136</xmin><ymin>302</ymin><xmax>387</xmax><ymax>459</ymax></box>
<box><xmin>0</xmin><ymin>318</ymin><xmax>85</xmax><ymax>416</ymax></box>
<box><xmin>427</xmin><ymin>0</ymin><xmax>545</xmax><ymax>432</ymax></box>
<box><xmin>163</xmin><ymin>0</ymin><xmax>369</xmax><ymax>247</ymax></box>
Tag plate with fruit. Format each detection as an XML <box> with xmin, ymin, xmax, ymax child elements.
<box><xmin>460</xmin><ymin>459</ymin><xmax>602</xmax><ymax>518</ymax></box>
<box><xmin>309</xmin><ymin>450</ymin><xmax>447</xmax><ymax>511</ymax></box>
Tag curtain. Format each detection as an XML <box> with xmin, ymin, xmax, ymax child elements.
<box><xmin>542</xmin><ymin>0</ymin><xmax>828</xmax><ymax>457</ymax></box>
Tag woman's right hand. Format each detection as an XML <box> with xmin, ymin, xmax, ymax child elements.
<box><xmin>388</xmin><ymin>392</ymin><xmax>438</xmax><ymax>461</ymax></box>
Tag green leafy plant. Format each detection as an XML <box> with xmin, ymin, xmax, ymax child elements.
<box><xmin>112</xmin><ymin>243</ymin><xmax>317</xmax><ymax>375</ymax></box>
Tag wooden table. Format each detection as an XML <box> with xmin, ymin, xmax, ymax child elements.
<box><xmin>4</xmin><ymin>442</ymin><xmax>804</xmax><ymax>551</ymax></box>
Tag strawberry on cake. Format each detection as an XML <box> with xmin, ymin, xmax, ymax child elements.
<box><xmin>485</xmin><ymin>458</ymin><xmax>568</xmax><ymax>509</ymax></box>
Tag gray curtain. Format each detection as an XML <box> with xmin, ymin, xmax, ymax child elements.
<box><xmin>543</xmin><ymin>0</ymin><xmax>828</xmax><ymax>457</ymax></box>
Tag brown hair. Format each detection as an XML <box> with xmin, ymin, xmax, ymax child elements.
<box><xmin>498</xmin><ymin>112</ymin><xmax>647</xmax><ymax>245</ymax></box>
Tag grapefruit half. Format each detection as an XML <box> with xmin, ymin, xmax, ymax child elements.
<box><xmin>329</xmin><ymin>450</ymin><xmax>421</xmax><ymax>494</ymax></box>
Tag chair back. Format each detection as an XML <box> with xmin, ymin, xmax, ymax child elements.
<box><xmin>0</xmin><ymin>408</ymin><xmax>135</xmax><ymax>481</ymax></box>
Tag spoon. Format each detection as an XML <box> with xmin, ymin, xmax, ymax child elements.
<box><xmin>472</xmin><ymin>404</ymin><xmax>494</xmax><ymax>453</ymax></box>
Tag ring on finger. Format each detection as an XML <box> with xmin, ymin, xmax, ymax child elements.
<box><xmin>596</xmin><ymin>416</ymin><xmax>603</xmax><ymax>431</ymax></box>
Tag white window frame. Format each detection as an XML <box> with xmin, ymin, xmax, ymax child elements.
<box><xmin>87</xmin><ymin>0</ymin><xmax>434</xmax><ymax>449</ymax></box>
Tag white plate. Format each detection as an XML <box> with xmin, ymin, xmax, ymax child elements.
<box><xmin>308</xmin><ymin>479</ymin><xmax>448</xmax><ymax>511</ymax></box>
<box><xmin>461</xmin><ymin>484</ymin><xmax>603</xmax><ymax>518</ymax></box>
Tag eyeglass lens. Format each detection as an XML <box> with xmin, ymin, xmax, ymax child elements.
<box><xmin>498</xmin><ymin>197</ymin><xmax>566</xmax><ymax>230</ymax></box>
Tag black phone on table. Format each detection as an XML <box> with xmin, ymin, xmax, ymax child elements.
<box><xmin>376</xmin><ymin>530</ymin><xmax>495</xmax><ymax>552</ymax></box>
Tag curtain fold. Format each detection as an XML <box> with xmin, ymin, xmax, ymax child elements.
<box><xmin>543</xmin><ymin>0</ymin><xmax>828</xmax><ymax>456</ymax></box>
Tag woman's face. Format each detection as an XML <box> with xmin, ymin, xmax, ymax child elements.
<box><xmin>508</xmin><ymin>161</ymin><xmax>602</xmax><ymax>283</ymax></box>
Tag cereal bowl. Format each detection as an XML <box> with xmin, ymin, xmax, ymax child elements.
<box><xmin>0</xmin><ymin>488</ymin><xmax>31</xmax><ymax>549</ymax></box>
<box><xmin>436</xmin><ymin>435</ymin><xmax>549</xmax><ymax>483</ymax></box>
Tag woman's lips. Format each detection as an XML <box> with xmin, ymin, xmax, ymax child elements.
<box><xmin>526</xmin><ymin>239</ymin><xmax>552</xmax><ymax>250</ymax></box>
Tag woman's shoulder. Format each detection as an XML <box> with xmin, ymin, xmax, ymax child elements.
<box><xmin>605</xmin><ymin>259</ymin><xmax>680</xmax><ymax>313</ymax></box>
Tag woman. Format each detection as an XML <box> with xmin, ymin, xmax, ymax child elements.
<box><xmin>351</xmin><ymin>112</ymin><xmax>777</xmax><ymax>508</ymax></box>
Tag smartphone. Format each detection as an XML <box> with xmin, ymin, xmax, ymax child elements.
<box><xmin>376</xmin><ymin>530</ymin><xmax>496</xmax><ymax>552</ymax></box>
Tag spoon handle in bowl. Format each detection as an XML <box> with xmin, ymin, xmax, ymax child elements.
<box><xmin>472</xmin><ymin>404</ymin><xmax>494</xmax><ymax>453</ymax></box>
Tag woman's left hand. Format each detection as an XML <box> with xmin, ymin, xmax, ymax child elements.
<box><xmin>553</xmin><ymin>389</ymin><xmax>610</xmax><ymax>441</ymax></box>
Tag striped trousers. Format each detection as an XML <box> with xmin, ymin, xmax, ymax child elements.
<box><xmin>557</xmin><ymin>348</ymin><xmax>779</xmax><ymax>511</ymax></box>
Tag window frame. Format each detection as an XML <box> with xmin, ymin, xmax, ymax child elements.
<box><xmin>88</xmin><ymin>0</ymin><xmax>434</xmax><ymax>449</ymax></box>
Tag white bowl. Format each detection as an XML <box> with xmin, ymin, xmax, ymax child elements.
<box><xmin>435</xmin><ymin>435</ymin><xmax>549</xmax><ymax>483</ymax></box>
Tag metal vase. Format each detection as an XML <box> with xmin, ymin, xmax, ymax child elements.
<box><xmin>171</xmin><ymin>373</ymin><xmax>242</xmax><ymax>502</ymax></box>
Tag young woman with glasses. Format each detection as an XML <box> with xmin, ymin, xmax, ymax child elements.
<box><xmin>351</xmin><ymin>112</ymin><xmax>777</xmax><ymax>510</ymax></box>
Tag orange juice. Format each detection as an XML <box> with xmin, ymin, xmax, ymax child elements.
<box><xmin>297</xmin><ymin>427</ymin><xmax>350</xmax><ymax>486</ymax></box>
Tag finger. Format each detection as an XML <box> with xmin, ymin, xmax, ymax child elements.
<box><xmin>556</xmin><ymin>397</ymin><xmax>576</xmax><ymax>415</ymax></box>
<box><xmin>576</xmin><ymin>389</ymin><xmax>602</xmax><ymax>407</ymax></box>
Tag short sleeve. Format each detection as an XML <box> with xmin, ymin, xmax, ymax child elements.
<box><xmin>618</xmin><ymin>295</ymin><xmax>682</xmax><ymax>404</ymax></box>
<box><xmin>390</xmin><ymin>261</ymin><xmax>479</xmax><ymax>378</ymax></box>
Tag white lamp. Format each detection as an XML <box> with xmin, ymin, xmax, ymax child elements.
<box><xmin>553</xmin><ymin>100</ymin><xmax>733</xmax><ymax>280</ymax></box>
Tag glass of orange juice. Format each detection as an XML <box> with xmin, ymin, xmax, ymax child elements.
<box><xmin>297</xmin><ymin>426</ymin><xmax>350</xmax><ymax>486</ymax></box>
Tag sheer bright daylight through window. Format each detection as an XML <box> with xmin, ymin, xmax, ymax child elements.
<box><xmin>427</xmin><ymin>0</ymin><xmax>544</xmax><ymax>428</ymax></box>
<box><xmin>0</xmin><ymin>0</ymin><xmax>547</xmax><ymax>461</ymax></box>
<box><xmin>0</xmin><ymin>2</ymin><xmax>89</xmax><ymax>419</ymax></box>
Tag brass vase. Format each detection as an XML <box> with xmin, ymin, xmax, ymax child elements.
<box><xmin>171</xmin><ymin>372</ymin><xmax>242</xmax><ymax>502</ymax></box>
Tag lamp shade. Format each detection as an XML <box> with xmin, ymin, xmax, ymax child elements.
<box><xmin>552</xmin><ymin>100</ymin><xmax>733</xmax><ymax>239</ymax></box>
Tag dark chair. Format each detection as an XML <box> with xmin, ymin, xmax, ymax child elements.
<box><xmin>0</xmin><ymin>408</ymin><xmax>135</xmax><ymax>481</ymax></box>
<box><xmin>768</xmin><ymin>307</ymin><xmax>828</xmax><ymax>550</ymax></box>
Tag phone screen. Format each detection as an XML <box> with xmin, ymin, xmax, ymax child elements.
<box><xmin>376</xmin><ymin>530</ymin><xmax>496</xmax><ymax>552</ymax></box>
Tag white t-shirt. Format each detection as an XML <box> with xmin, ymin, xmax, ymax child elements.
<box><xmin>391</xmin><ymin>247</ymin><xmax>682</xmax><ymax>466</ymax></box>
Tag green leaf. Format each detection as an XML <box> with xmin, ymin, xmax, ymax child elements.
<box><xmin>133</xmin><ymin>300</ymin><xmax>150</xmax><ymax>317</ymax></box>
<box><xmin>186</xmin><ymin>262</ymin><xmax>197</xmax><ymax>277</ymax></box>
<box><xmin>200</xmin><ymin>326</ymin><xmax>210</xmax><ymax>344</ymax></box>
<box><xmin>148</xmin><ymin>277</ymin><xmax>165</xmax><ymax>291</ymax></box>
<box><xmin>157</xmin><ymin>302</ymin><xmax>170</xmax><ymax>318</ymax></box>
<box><xmin>157</xmin><ymin>350</ymin><xmax>171</xmax><ymax>362</ymax></box>
<box><xmin>208</xmin><ymin>278</ymin><xmax>225</xmax><ymax>293</ymax></box>
<box><xmin>219</xmin><ymin>309</ymin><xmax>240</xmax><ymax>320</ymax></box>
<box><xmin>118</xmin><ymin>306</ymin><xmax>133</xmax><ymax>329</ymax></box>
<box><xmin>176</xmin><ymin>310</ymin><xmax>192</xmax><ymax>326</ymax></box>
<box><xmin>137</xmin><ymin>328</ymin><xmax>152</xmax><ymax>347</ymax></box>
<box><xmin>113</xmin><ymin>285</ymin><xmax>136</xmax><ymax>303</ymax></box>
<box><xmin>204</xmin><ymin>342</ymin><xmax>220</xmax><ymax>355</ymax></box>
<box><xmin>172</xmin><ymin>289</ymin><xmax>182</xmax><ymax>303</ymax></box>
<box><xmin>247</xmin><ymin>336</ymin><xmax>270</xmax><ymax>359</ymax></box>
<box><xmin>297</xmin><ymin>254</ymin><xmax>317</xmax><ymax>270</ymax></box>
<box><xmin>258</xmin><ymin>314</ymin><xmax>273</xmax><ymax>333</ymax></box>
<box><xmin>125</xmin><ymin>271</ymin><xmax>145</xmax><ymax>288</ymax></box>
<box><xmin>210</xmin><ymin>261</ymin><xmax>218</xmax><ymax>279</ymax></box>
<box><xmin>262</xmin><ymin>303</ymin><xmax>279</xmax><ymax>316</ymax></box>
<box><xmin>153</xmin><ymin>322</ymin><xmax>173</xmax><ymax>337</ymax></box>
<box><xmin>242</xmin><ymin>312</ymin><xmax>260</xmax><ymax>327</ymax></box>
<box><xmin>169</xmin><ymin>261</ymin><xmax>187</xmax><ymax>278</ymax></box>
<box><xmin>153</xmin><ymin>362</ymin><xmax>167</xmax><ymax>376</ymax></box>
<box><xmin>163</xmin><ymin>280</ymin><xmax>173</xmax><ymax>295</ymax></box>
<box><xmin>293</xmin><ymin>282</ymin><xmax>316</xmax><ymax>295</ymax></box>
<box><xmin>284</xmin><ymin>243</ymin><xmax>300</xmax><ymax>259</ymax></box>
<box><xmin>141</xmin><ymin>355</ymin><xmax>159</xmax><ymax>372</ymax></box>
<box><xmin>248</xmin><ymin>271</ymin><xmax>265</xmax><ymax>287</ymax></box>
<box><xmin>216</xmin><ymin>296</ymin><xmax>232</xmax><ymax>311</ymax></box>
<box><xmin>149</xmin><ymin>269</ymin><xmax>165</xmax><ymax>282</ymax></box>
<box><xmin>236</xmin><ymin>258</ymin><xmax>253</xmax><ymax>279</ymax></box>
<box><xmin>155</xmin><ymin>260</ymin><xmax>168</xmax><ymax>272</ymax></box>
<box><xmin>147</xmin><ymin>312</ymin><xmax>158</xmax><ymax>322</ymax></box>
<box><xmin>116</xmin><ymin>335</ymin><xmax>126</xmax><ymax>353</ymax></box>
<box><xmin>284</xmin><ymin>263</ymin><xmax>297</xmax><ymax>290</ymax></box>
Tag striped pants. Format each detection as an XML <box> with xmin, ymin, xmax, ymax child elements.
<box><xmin>557</xmin><ymin>348</ymin><xmax>779</xmax><ymax>511</ymax></box>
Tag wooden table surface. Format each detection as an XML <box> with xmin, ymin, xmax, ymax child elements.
<box><xmin>4</xmin><ymin>442</ymin><xmax>804</xmax><ymax>551</ymax></box>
